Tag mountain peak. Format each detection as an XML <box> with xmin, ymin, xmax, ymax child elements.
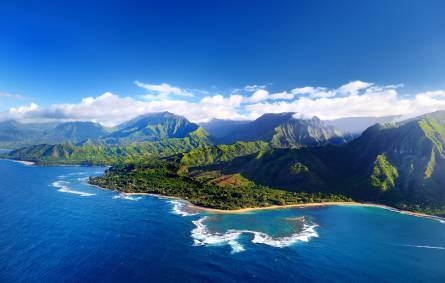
<box><xmin>108</xmin><ymin>111</ymin><xmax>199</xmax><ymax>143</ymax></box>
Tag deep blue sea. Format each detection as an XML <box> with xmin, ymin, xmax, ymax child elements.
<box><xmin>1</xmin><ymin>159</ymin><xmax>445</xmax><ymax>282</ymax></box>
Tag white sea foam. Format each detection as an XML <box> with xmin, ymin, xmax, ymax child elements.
<box><xmin>191</xmin><ymin>216</ymin><xmax>318</xmax><ymax>253</ymax></box>
<box><xmin>191</xmin><ymin>217</ymin><xmax>244</xmax><ymax>254</ymax></box>
<box><xmin>112</xmin><ymin>193</ymin><xmax>142</xmax><ymax>201</ymax></box>
<box><xmin>251</xmin><ymin>223</ymin><xmax>319</xmax><ymax>248</ymax></box>
<box><xmin>51</xmin><ymin>181</ymin><xmax>95</xmax><ymax>197</ymax></box>
<box><xmin>169</xmin><ymin>200</ymin><xmax>198</xmax><ymax>217</ymax></box>
<box><xmin>402</xmin><ymin>244</ymin><xmax>445</xmax><ymax>250</ymax></box>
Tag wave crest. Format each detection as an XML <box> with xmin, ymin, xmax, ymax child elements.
<box><xmin>191</xmin><ymin>216</ymin><xmax>318</xmax><ymax>253</ymax></box>
<box><xmin>51</xmin><ymin>181</ymin><xmax>95</xmax><ymax>197</ymax></box>
<box><xmin>169</xmin><ymin>200</ymin><xmax>198</xmax><ymax>217</ymax></box>
<box><xmin>112</xmin><ymin>193</ymin><xmax>142</xmax><ymax>201</ymax></box>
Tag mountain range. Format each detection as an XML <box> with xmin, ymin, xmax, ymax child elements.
<box><xmin>2</xmin><ymin>110</ymin><xmax>445</xmax><ymax>214</ymax></box>
<box><xmin>184</xmin><ymin>111</ymin><xmax>445</xmax><ymax>212</ymax></box>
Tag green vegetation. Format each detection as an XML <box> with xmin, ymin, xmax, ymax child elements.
<box><xmin>179</xmin><ymin>141</ymin><xmax>269</xmax><ymax>167</ymax></box>
<box><xmin>89</xmin><ymin>160</ymin><xmax>353</xmax><ymax>210</ymax></box>
<box><xmin>370</xmin><ymin>154</ymin><xmax>399</xmax><ymax>192</ymax></box>
<box><xmin>271</xmin><ymin>118</ymin><xmax>349</xmax><ymax>148</ymax></box>
<box><xmin>215</xmin><ymin>112</ymin><xmax>350</xmax><ymax>147</ymax></box>
<box><xmin>0</xmin><ymin>120</ymin><xmax>107</xmax><ymax>149</ymax></box>
<box><xmin>105</xmin><ymin>112</ymin><xmax>201</xmax><ymax>144</ymax></box>
<box><xmin>4</xmin><ymin>128</ymin><xmax>211</xmax><ymax>165</ymax></box>
<box><xmin>291</xmin><ymin>162</ymin><xmax>309</xmax><ymax>174</ymax></box>
<box><xmin>4</xmin><ymin>110</ymin><xmax>445</xmax><ymax>216</ymax></box>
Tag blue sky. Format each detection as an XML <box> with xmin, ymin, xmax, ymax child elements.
<box><xmin>1</xmin><ymin>0</ymin><xmax>445</xmax><ymax>124</ymax></box>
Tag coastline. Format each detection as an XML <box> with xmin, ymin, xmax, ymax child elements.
<box><xmin>120</xmin><ymin>192</ymin><xmax>445</xmax><ymax>222</ymax></box>
<box><xmin>1</xmin><ymin>158</ymin><xmax>36</xmax><ymax>166</ymax></box>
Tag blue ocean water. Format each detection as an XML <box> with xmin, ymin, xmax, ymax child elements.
<box><xmin>1</xmin><ymin>159</ymin><xmax>445</xmax><ymax>282</ymax></box>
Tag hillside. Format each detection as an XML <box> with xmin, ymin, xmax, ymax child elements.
<box><xmin>199</xmin><ymin>119</ymin><xmax>250</xmax><ymax>138</ymax></box>
<box><xmin>216</xmin><ymin>112</ymin><xmax>350</xmax><ymax>147</ymax></box>
<box><xmin>0</xmin><ymin>120</ymin><xmax>107</xmax><ymax>148</ymax></box>
<box><xmin>180</xmin><ymin>111</ymin><xmax>445</xmax><ymax>215</ymax></box>
<box><xmin>42</xmin><ymin>121</ymin><xmax>109</xmax><ymax>144</ymax></box>
<box><xmin>104</xmin><ymin>112</ymin><xmax>200</xmax><ymax>144</ymax></box>
<box><xmin>4</xmin><ymin>127</ymin><xmax>212</xmax><ymax>165</ymax></box>
<box><xmin>324</xmin><ymin>115</ymin><xmax>401</xmax><ymax>134</ymax></box>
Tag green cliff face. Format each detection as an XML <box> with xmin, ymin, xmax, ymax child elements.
<box><xmin>190</xmin><ymin>111</ymin><xmax>445</xmax><ymax>214</ymax></box>
<box><xmin>215</xmin><ymin>113</ymin><xmax>350</xmax><ymax>147</ymax></box>
<box><xmin>179</xmin><ymin>141</ymin><xmax>269</xmax><ymax>168</ymax></box>
<box><xmin>370</xmin><ymin>154</ymin><xmax>399</xmax><ymax>192</ymax></box>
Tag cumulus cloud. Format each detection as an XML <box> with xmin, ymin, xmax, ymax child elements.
<box><xmin>338</xmin><ymin>80</ymin><xmax>373</xmax><ymax>95</ymax></box>
<box><xmin>0</xmin><ymin>92</ymin><xmax>246</xmax><ymax>126</ymax></box>
<box><xmin>134</xmin><ymin>81</ymin><xmax>193</xmax><ymax>99</ymax></box>
<box><xmin>1</xmin><ymin>80</ymin><xmax>445</xmax><ymax>126</ymax></box>
<box><xmin>246</xmin><ymin>89</ymin><xmax>270</xmax><ymax>103</ymax></box>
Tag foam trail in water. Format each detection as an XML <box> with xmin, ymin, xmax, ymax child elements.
<box><xmin>401</xmin><ymin>244</ymin><xmax>445</xmax><ymax>250</ymax></box>
<box><xmin>112</xmin><ymin>193</ymin><xmax>142</xmax><ymax>201</ymax></box>
<box><xmin>191</xmin><ymin>216</ymin><xmax>318</xmax><ymax>253</ymax></box>
<box><xmin>169</xmin><ymin>200</ymin><xmax>198</xmax><ymax>217</ymax></box>
<box><xmin>51</xmin><ymin>181</ymin><xmax>95</xmax><ymax>197</ymax></box>
<box><xmin>68</xmin><ymin>172</ymin><xmax>86</xmax><ymax>176</ymax></box>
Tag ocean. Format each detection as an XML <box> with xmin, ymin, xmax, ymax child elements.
<box><xmin>1</xmin><ymin>159</ymin><xmax>444</xmax><ymax>282</ymax></box>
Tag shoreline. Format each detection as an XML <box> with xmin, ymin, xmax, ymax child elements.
<box><xmin>1</xmin><ymin>158</ymin><xmax>36</xmax><ymax>166</ymax></box>
<box><xmin>120</xmin><ymin>192</ymin><xmax>445</xmax><ymax>222</ymax></box>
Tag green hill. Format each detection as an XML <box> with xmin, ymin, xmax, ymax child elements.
<box><xmin>216</xmin><ymin>112</ymin><xmax>350</xmax><ymax>147</ymax></box>
<box><xmin>181</xmin><ymin>111</ymin><xmax>445</xmax><ymax>215</ymax></box>
<box><xmin>5</xmin><ymin>127</ymin><xmax>212</xmax><ymax>165</ymax></box>
<box><xmin>0</xmin><ymin>120</ymin><xmax>107</xmax><ymax>149</ymax></box>
<box><xmin>103</xmin><ymin>112</ymin><xmax>200</xmax><ymax>144</ymax></box>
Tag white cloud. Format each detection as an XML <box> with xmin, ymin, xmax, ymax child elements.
<box><xmin>269</xmin><ymin>91</ymin><xmax>294</xmax><ymax>100</ymax></box>
<box><xmin>291</xmin><ymin>86</ymin><xmax>316</xmax><ymax>95</ymax></box>
<box><xmin>246</xmin><ymin>89</ymin><xmax>270</xmax><ymax>103</ymax></box>
<box><xmin>134</xmin><ymin>81</ymin><xmax>193</xmax><ymax>99</ymax></box>
<box><xmin>2</xmin><ymin>81</ymin><xmax>445</xmax><ymax>126</ymax></box>
<box><xmin>338</xmin><ymin>81</ymin><xmax>373</xmax><ymax>95</ymax></box>
<box><xmin>244</xmin><ymin>84</ymin><xmax>266</xmax><ymax>92</ymax></box>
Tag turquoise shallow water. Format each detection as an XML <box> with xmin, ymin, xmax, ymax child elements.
<box><xmin>1</xmin><ymin>159</ymin><xmax>445</xmax><ymax>282</ymax></box>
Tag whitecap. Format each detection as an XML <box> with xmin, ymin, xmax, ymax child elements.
<box><xmin>250</xmin><ymin>223</ymin><xmax>319</xmax><ymax>248</ymax></box>
<box><xmin>112</xmin><ymin>193</ymin><xmax>142</xmax><ymax>201</ymax></box>
<box><xmin>191</xmin><ymin>216</ymin><xmax>318</xmax><ymax>253</ymax></box>
<box><xmin>191</xmin><ymin>217</ymin><xmax>244</xmax><ymax>254</ymax></box>
<box><xmin>51</xmin><ymin>181</ymin><xmax>95</xmax><ymax>197</ymax></box>
<box><xmin>169</xmin><ymin>200</ymin><xmax>199</xmax><ymax>217</ymax></box>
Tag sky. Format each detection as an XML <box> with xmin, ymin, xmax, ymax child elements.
<box><xmin>0</xmin><ymin>0</ymin><xmax>445</xmax><ymax>126</ymax></box>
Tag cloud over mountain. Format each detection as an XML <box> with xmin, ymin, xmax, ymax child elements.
<box><xmin>1</xmin><ymin>81</ymin><xmax>445</xmax><ymax>126</ymax></box>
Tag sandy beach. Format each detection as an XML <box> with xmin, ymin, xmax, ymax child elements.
<box><xmin>121</xmin><ymin>192</ymin><xmax>445</xmax><ymax>222</ymax></box>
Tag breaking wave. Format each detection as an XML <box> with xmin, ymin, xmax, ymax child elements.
<box><xmin>191</xmin><ymin>216</ymin><xmax>318</xmax><ymax>253</ymax></box>
<box><xmin>169</xmin><ymin>200</ymin><xmax>198</xmax><ymax>217</ymax></box>
<box><xmin>192</xmin><ymin>217</ymin><xmax>244</xmax><ymax>253</ymax></box>
<box><xmin>51</xmin><ymin>181</ymin><xmax>95</xmax><ymax>197</ymax></box>
<box><xmin>112</xmin><ymin>193</ymin><xmax>142</xmax><ymax>201</ymax></box>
